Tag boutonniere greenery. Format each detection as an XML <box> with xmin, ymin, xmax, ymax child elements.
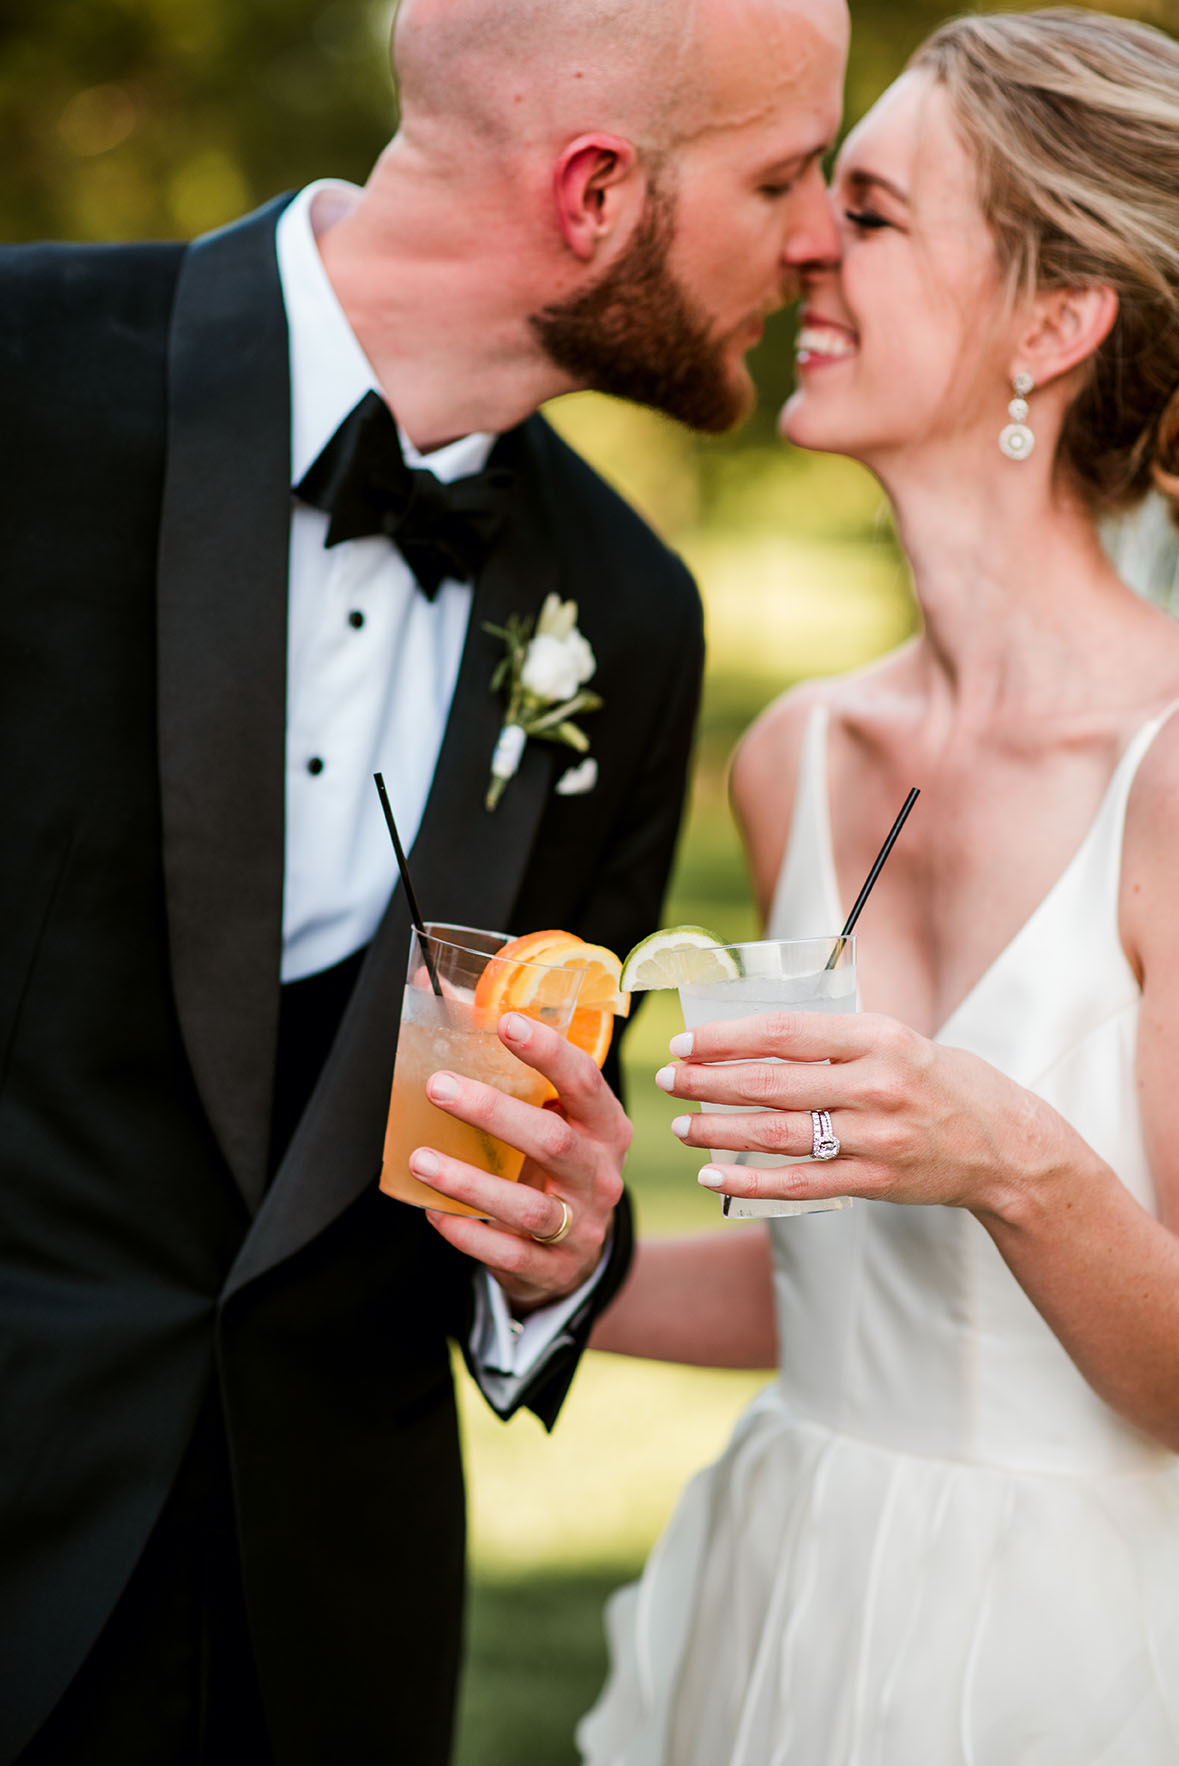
<box><xmin>484</xmin><ymin>594</ymin><xmax>602</xmax><ymax>811</ymax></box>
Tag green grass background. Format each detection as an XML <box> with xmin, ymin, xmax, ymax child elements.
<box><xmin>453</xmin><ymin>393</ymin><xmax>916</xmax><ymax>1764</ymax></box>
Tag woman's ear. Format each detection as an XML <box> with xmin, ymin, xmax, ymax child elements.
<box><xmin>553</xmin><ymin>133</ymin><xmax>642</xmax><ymax>262</ymax></box>
<box><xmin>1013</xmin><ymin>283</ymin><xmax>1119</xmax><ymax>389</ymax></box>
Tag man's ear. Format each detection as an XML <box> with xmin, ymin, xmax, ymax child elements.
<box><xmin>1014</xmin><ymin>283</ymin><xmax>1119</xmax><ymax>389</ymax></box>
<box><xmin>553</xmin><ymin>134</ymin><xmax>642</xmax><ymax>262</ymax></box>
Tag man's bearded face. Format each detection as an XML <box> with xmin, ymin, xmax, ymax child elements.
<box><xmin>530</xmin><ymin>176</ymin><xmax>753</xmax><ymax>435</ymax></box>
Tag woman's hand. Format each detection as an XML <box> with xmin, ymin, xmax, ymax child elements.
<box><xmin>659</xmin><ymin>1010</ymin><xmax>1082</xmax><ymax>1220</ymax></box>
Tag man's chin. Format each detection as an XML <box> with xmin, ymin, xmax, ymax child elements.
<box><xmin>723</xmin><ymin>366</ymin><xmax>758</xmax><ymax>430</ymax></box>
<box><xmin>598</xmin><ymin>365</ymin><xmax>751</xmax><ymax>436</ymax></box>
<box><xmin>684</xmin><ymin>366</ymin><xmax>756</xmax><ymax>436</ymax></box>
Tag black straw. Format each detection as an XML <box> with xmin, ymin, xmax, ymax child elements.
<box><xmin>827</xmin><ymin>788</ymin><xmax>920</xmax><ymax>968</ymax></box>
<box><xmin>373</xmin><ymin>772</ymin><xmax>443</xmax><ymax>997</ymax></box>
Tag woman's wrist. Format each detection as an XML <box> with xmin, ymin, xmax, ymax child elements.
<box><xmin>970</xmin><ymin>1094</ymin><xmax>1108</xmax><ymax>1232</ymax></box>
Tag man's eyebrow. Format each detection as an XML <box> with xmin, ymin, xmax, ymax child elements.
<box><xmin>760</xmin><ymin>141</ymin><xmax>833</xmax><ymax>178</ymax></box>
<box><xmin>843</xmin><ymin>167</ymin><xmax>910</xmax><ymax>206</ymax></box>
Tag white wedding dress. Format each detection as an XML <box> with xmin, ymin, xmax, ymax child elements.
<box><xmin>579</xmin><ymin>704</ymin><xmax>1179</xmax><ymax>1766</ymax></box>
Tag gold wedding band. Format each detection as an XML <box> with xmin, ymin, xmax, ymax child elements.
<box><xmin>530</xmin><ymin>1198</ymin><xmax>573</xmax><ymax>1245</ymax></box>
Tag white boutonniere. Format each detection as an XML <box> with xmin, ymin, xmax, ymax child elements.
<box><xmin>484</xmin><ymin>594</ymin><xmax>602</xmax><ymax>811</ymax></box>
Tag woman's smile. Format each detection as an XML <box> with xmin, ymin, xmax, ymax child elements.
<box><xmin>795</xmin><ymin>312</ymin><xmax>858</xmax><ymax>367</ymax></box>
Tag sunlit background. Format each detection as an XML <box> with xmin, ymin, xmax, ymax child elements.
<box><xmin>5</xmin><ymin>0</ymin><xmax>1176</xmax><ymax>1756</ymax></box>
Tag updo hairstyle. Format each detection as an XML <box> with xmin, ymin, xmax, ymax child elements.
<box><xmin>910</xmin><ymin>8</ymin><xmax>1179</xmax><ymax>523</ymax></box>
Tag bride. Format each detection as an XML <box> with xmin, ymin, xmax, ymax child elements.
<box><xmin>579</xmin><ymin>9</ymin><xmax>1179</xmax><ymax>1763</ymax></box>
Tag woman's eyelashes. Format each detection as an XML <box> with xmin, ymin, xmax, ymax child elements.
<box><xmin>844</xmin><ymin>207</ymin><xmax>891</xmax><ymax>232</ymax></box>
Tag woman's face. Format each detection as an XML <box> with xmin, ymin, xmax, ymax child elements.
<box><xmin>781</xmin><ymin>69</ymin><xmax>1016</xmax><ymax>472</ymax></box>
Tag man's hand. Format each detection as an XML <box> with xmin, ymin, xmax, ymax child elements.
<box><xmin>408</xmin><ymin>1011</ymin><xmax>632</xmax><ymax>1312</ymax></box>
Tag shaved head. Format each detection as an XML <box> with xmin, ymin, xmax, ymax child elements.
<box><xmin>390</xmin><ymin>0</ymin><xmax>708</xmax><ymax>158</ymax></box>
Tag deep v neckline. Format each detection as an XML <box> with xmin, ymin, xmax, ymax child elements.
<box><xmin>812</xmin><ymin>702</ymin><xmax>1174</xmax><ymax>1044</ymax></box>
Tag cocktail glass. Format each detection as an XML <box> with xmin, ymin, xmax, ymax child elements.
<box><xmin>677</xmin><ymin>934</ymin><xmax>857</xmax><ymax>1220</ymax></box>
<box><xmin>380</xmin><ymin>923</ymin><xmax>585</xmax><ymax>1217</ymax></box>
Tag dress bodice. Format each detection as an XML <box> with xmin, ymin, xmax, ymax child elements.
<box><xmin>765</xmin><ymin>704</ymin><xmax>1172</xmax><ymax>1476</ymax></box>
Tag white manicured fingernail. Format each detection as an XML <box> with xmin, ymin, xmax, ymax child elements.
<box><xmin>428</xmin><ymin>1073</ymin><xmax>459</xmax><ymax>1103</ymax></box>
<box><xmin>697</xmin><ymin>1166</ymin><xmax>724</xmax><ymax>1189</ymax></box>
<box><xmin>670</xmin><ymin>1116</ymin><xmax>692</xmax><ymax>1139</ymax></box>
<box><xmin>654</xmin><ymin>1066</ymin><xmax>677</xmax><ymax>1093</ymax></box>
<box><xmin>669</xmin><ymin>1032</ymin><xmax>693</xmax><ymax>1058</ymax></box>
<box><xmin>411</xmin><ymin>1149</ymin><xmax>440</xmax><ymax>1178</ymax></box>
<box><xmin>501</xmin><ymin>1013</ymin><xmax>530</xmax><ymax>1045</ymax></box>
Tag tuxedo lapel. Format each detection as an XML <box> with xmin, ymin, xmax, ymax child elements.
<box><xmin>226</xmin><ymin>419</ymin><xmax>565</xmax><ymax>1291</ymax></box>
<box><xmin>158</xmin><ymin>197</ymin><xmax>293</xmax><ymax>1214</ymax></box>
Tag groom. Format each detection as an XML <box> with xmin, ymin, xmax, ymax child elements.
<box><xmin>0</xmin><ymin>0</ymin><xmax>846</xmax><ymax>1758</ymax></box>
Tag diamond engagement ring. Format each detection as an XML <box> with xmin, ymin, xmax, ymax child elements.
<box><xmin>530</xmin><ymin>1198</ymin><xmax>573</xmax><ymax>1244</ymax></box>
<box><xmin>810</xmin><ymin>1110</ymin><xmax>840</xmax><ymax>1162</ymax></box>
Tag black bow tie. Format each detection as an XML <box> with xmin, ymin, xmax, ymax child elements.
<box><xmin>294</xmin><ymin>391</ymin><xmax>515</xmax><ymax>600</ymax></box>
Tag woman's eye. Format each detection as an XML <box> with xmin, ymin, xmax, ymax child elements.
<box><xmin>844</xmin><ymin>208</ymin><xmax>890</xmax><ymax>232</ymax></box>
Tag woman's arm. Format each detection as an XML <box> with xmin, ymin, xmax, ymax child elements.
<box><xmin>981</xmin><ymin>718</ymin><xmax>1179</xmax><ymax>1445</ymax></box>
<box><xmin>590</xmin><ymin>1226</ymin><xmax>778</xmax><ymax>1368</ymax></box>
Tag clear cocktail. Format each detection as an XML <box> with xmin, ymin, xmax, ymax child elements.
<box><xmin>678</xmin><ymin>935</ymin><xmax>857</xmax><ymax>1219</ymax></box>
<box><xmin>381</xmin><ymin>924</ymin><xmax>585</xmax><ymax>1217</ymax></box>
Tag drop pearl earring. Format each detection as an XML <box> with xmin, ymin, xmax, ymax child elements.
<box><xmin>999</xmin><ymin>372</ymin><xmax>1036</xmax><ymax>461</ymax></box>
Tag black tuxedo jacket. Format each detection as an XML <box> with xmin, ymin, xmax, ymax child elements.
<box><xmin>0</xmin><ymin>199</ymin><xmax>703</xmax><ymax>1762</ymax></box>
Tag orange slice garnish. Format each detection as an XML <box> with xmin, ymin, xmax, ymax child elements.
<box><xmin>473</xmin><ymin>931</ymin><xmax>629</xmax><ymax>1069</ymax></box>
<box><xmin>484</xmin><ymin>929</ymin><xmax>568</xmax><ymax>964</ymax></box>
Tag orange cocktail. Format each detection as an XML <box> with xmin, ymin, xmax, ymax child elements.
<box><xmin>381</xmin><ymin>924</ymin><xmax>590</xmax><ymax>1217</ymax></box>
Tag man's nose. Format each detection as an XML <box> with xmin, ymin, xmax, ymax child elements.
<box><xmin>784</xmin><ymin>173</ymin><xmax>843</xmax><ymax>273</ymax></box>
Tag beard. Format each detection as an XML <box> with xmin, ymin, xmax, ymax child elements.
<box><xmin>529</xmin><ymin>178</ymin><xmax>753</xmax><ymax>435</ymax></box>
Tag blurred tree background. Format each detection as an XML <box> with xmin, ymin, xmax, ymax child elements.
<box><xmin>4</xmin><ymin>0</ymin><xmax>1174</xmax><ymax>1758</ymax></box>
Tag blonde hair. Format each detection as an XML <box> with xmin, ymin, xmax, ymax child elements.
<box><xmin>910</xmin><ymin>8</ymin><xmax>1179</xmax><ymax>521</ymax></box>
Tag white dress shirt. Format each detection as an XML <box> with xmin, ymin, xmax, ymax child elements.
<box><xmin>275</xmin><ymin>182</ymin><xmax>602</xmax><ymax>1385</ymax></box>
<box><xmin>278</xmin><ymin>180</ymin><xmax>493</xmax><ymax>986</ymax></box>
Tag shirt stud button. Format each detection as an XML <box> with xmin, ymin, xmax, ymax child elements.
<box><xmin>307</xmin><ymin>756</ymin><xmax>325</xmax><ymax>776</ymax></box>
<box><xmin>348</xmin><ymin>610</ymin><xmax>365</xmax><ymax>629</ymax></box>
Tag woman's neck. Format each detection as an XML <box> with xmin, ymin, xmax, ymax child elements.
<box><xmin>879</xmin><ymin>453</ymin><xmax>1140</xmax><ymax>726</ymax></box>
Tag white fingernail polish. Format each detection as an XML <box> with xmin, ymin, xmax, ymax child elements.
<box><xmin>654</xmin><ymin>1066</ymin><xmax>677</xmax><ymax>1093</ymax></box>
<box><xmin>697</xmin><ymin>1166</ymin><xmax>724</xmax><ymax>1190</ymax></box>
<box><xmin>670</xmin><ymin>1116</ymin><xmax>692</xmax><ymax>1139</ymax></box>
<box><xmin>669</xmin><ymin>1032</ymin><xmax>693</xmax><ymax>1058</ymax></box>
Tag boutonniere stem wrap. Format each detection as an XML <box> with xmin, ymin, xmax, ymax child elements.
<box><xmin>484</xmin><ymin>594</ymin><xmax>602</xmax><ymax>810</ymax></box>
